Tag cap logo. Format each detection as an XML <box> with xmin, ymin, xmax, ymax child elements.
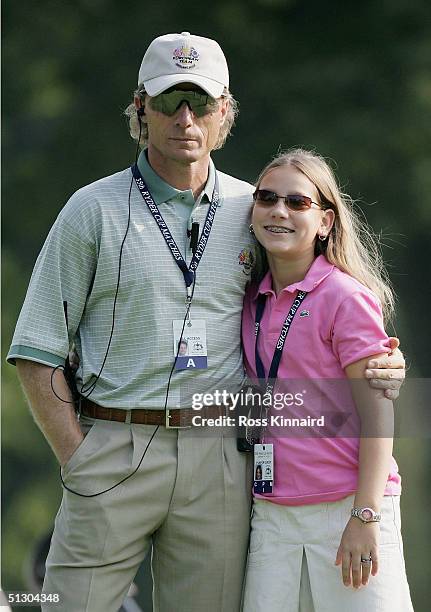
<box><xmin>173</xmin><ymin>44</ymin><xmax>200</xmax><ymax>70</ymax></box>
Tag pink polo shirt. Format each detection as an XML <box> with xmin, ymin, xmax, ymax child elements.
<box><xmin>242</xmin><ymin>255</ymin><xmax>401</xmax><ymax>506</ymax></box>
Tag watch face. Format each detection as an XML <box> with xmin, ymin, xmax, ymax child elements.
<box><xmin>361</xmin><ymin>508</ymin><xmax>373</xmax><ymax>521</ymax></box>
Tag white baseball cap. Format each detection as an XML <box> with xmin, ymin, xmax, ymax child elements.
<box><xmin>138</xmin><ymin>32</ymin><xmax>229</xmax><ymax>98</ymax></box>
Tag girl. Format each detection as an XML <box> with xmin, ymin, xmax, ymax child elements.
<box><xmin>242</xmin><ymin>149</ymin><xmax>413</xmax><ymax>611</ymax></box>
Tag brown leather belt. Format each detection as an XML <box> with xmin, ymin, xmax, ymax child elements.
<box><xmin>79</xmin><ymin>398</ymin><xmax>229</xmax><ymax>428</ymax></box>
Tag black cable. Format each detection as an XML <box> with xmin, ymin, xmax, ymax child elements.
<box><xmin>54</xmin><ymin>111</ymin><xmax>199</xmax><ymax>496</ymax></box>
<box><xmin>79</xmin><ymin>131</ymin><xmax>140</xmax><ymax>398</ymax></box>
<box><xmin>59</xmin><ymin>275</ymin><xmax>196</xmax><ymax>497</ymax></box>
<box><xmin>51</xmin><ymin>120</ymin><xmax>142</xmax><ymax>404</ymax></box>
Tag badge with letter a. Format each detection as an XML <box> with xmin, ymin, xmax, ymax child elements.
<box><xmin>173</xmin><ymin>319</ymin><xmax>208</xmax><ymax>369</ymax></box>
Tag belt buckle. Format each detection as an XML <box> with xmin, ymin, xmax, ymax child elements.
<box><xmin>165</xmin><ymin>408</ymin><xmax>192</xmax><ymax>429</ymax></box>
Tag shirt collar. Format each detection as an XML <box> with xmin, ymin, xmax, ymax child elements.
<box><xmin>254</xmin><ymin>255</ymin><xmax>335</xmax><ymax>300</ymax></box>
<box><xmin>201</xmin><ymin>158</ymin><xmax>216</xmax><ymax>204</ymax></box>
<box><xmin>136</xmin><ymin>149</ymin><xmax>217</xmax><ymax>206</ymax></box>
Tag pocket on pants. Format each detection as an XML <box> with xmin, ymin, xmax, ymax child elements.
<box><xmin>59</xmin><ymin>418</ymin><xmax>137</xmax><ymax>499</ymax></box>
<box><xmin>61</xmin><ymin>418</ymin><xmax>100</xmax><ymax>479</ymax></box>
<box><xmin>249</xmin><ymin>528</ymin><xmax>265</xmax><ymax>554</ymax></box>
<box><xmin>379</xmin><ymin>495</ymin><xmax>402</xmax><ymax>547</ymax></box>
<box><xmin>248</xmin><ymin>500</ymin><xmax>271</xmax><ymax>557</ymax></box>
<box><xmin>327</xmin><ymin>494</ymin><xmax>403</xmax><ymax>548</ymax></box>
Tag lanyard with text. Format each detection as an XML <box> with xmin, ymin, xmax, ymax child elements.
<box><xmin>132</xmin><ymin>164</ymin><xmax>220</xmax><ymax>299</ymax></box>
<box><xmin>255</xmin><ymin>290</ymin><xmax>308</xmax><ymax>395</ymax></box>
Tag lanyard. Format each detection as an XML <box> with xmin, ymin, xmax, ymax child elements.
<box><xmin>255</xmin><ymin>290</ymin><xmax>308</xmax><ymax>395</ymax></box>
<box><xmin>132</xmin><ymin>164</ymin><xmax>220</xmax><ymax>296</ymax></box>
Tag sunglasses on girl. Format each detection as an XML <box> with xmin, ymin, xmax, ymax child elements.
<box><xmin>149</xmin><ymin>88</ymin><xmax>220</xmax><ymax>117</ymax></box>
<box><xmin>253</xmin><ymin>189</ymin><xmax>323</xmax><ymax>212</ymax></box>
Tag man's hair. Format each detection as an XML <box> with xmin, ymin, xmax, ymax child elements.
<box><xmin>124</xmin><ymin>85</ymin><xmax>239</xmax><ymax>150</ymax></box>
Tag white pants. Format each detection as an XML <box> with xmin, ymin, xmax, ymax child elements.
<box><xmin>243</xmin><ymin>495</ymin><xmax>413</xmax><ymax>612</ymax></box>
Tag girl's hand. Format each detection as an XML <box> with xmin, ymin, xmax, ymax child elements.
<box><xmin>335</xmin><ymin>517</ymin><xmax>379</xmax><ymax>588</ymax></box>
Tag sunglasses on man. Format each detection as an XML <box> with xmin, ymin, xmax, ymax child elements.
<box><xmin>253</xmin><ymin>190</ymin><xmax>326</xmax><ymax>212</ymax></box>
<box><xmin>149</xmin><ymin>87</ymin><xmax>220</xmax><ymax>117</ymax></box>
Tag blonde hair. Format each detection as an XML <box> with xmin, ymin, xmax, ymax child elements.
<box><xmin>254</xmin><ymin>148</ymin><xmax>395</xmax><ymax>321</ymax></box>
<box><xmin>124</xmin><ymin>84</ymin><xmax>239</xmax><ymax>150</ymax></box>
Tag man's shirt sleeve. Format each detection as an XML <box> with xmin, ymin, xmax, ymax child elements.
<box><xmin>7</xmin><ymin>206</ymin><xmax>97</xmax><ymax>367</ymax></box>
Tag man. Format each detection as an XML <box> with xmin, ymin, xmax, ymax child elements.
<box><xmin>8</xmin><ymin>32</ymin><xmax>404</xmax><ymax>612</ymax></box>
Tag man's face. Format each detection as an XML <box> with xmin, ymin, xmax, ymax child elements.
<box><xmin>141</xmin><ymin>83</ymin><xmax>229</xmax><ymax>165</ymax></box>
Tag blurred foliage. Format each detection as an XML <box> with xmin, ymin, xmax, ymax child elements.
<box><xmin>2</xmin><ymin>0</ymin><xmax>430</xmax><ymax>609</ymax></box>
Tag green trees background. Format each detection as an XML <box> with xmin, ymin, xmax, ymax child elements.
<box><xmin>2</xmin><ymin>1</ymin><xmax>430</xmax><ymax>609</ymax></box>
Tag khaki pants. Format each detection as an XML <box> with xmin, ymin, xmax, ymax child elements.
<box><xmin>243</xmin><ymin>495</ymin><xmax>414</xmax><ymax>612</ymax></box>
<box><xmin>42</xmin><ymin>416</ymin><xmax>252</xmax><ymax>612</ymax></box>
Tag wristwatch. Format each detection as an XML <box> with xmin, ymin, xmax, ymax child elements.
<box><xmin>351</xmin><ymin>507</ymin><xmax>381</xmax><ymax>523</ymax></box>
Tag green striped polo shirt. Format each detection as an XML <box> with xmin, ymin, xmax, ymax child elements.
<box><xmin>8</xmin><ymin>151</ymin><xmax>256</xmax><ymax>408</ymax></box>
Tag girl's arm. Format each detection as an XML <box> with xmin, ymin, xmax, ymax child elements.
<box><xmin>335</xmin><ymin>353</ymin><xmax>394</xmax><ymax>589</ymax></box>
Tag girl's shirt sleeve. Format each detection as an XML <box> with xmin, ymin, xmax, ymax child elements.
<box><xmin>332</xmin><ymin>290</ymin><xmax>391</xmax><ymax>370</ymax></box>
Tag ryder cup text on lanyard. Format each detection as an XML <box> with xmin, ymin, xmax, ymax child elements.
<box><xmin>132</xmin><ymin>165</ymin><xmax>220</xmax><ymax>293</ymax></box>
<box><xmin>255</xmin><ymin>290</ymin><xmax>308</xmax><ymax>396</ymax></box>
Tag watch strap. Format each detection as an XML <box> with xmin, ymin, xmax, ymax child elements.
<box><xmin>351</xmin><ymin>506</ymin><xmax>381</xmax><ymax>523</ymax></box>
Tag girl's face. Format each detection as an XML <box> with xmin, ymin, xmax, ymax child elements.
<box><xmin>252</xmin><ymin>165</ymin><xmax>334</xmax><ymax>260</ymax></box>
